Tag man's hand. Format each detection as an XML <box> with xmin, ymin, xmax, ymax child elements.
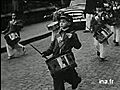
<box><xmin>41</xmin><ymin>52</ymin><xmax>46</xmax><ymax>58</ymax></box>
<box><xmin>66</xmin><ymin>33</ymin><xmax>73</xmax><ymax>38</ymax></box>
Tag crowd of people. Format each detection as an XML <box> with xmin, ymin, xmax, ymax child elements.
<box><xmin>1</xmin><ymin>0</ymin><xmax>120</xmax><ymax>90</ymax></box>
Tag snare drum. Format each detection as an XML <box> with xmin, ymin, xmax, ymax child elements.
<box><xmin>47</xmin><ymin>21</ymin><xmax>59</xmax><ymax>31</ymax></box>
<box><xmin>4</xmin><ymin>32</ymin><xmax>21</xmax><ymax>47</ymax></box>
<box><xmin>45</xmin><ymin>53</ymin><xmax>77</xmax><ymax>75</ymax></box>
<box><xmin>95</xmin><ymin>26</ymin><xmax>113</xmax><ymax>43</ymax></box>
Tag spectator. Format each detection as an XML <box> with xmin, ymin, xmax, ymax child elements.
<box><xmin>83</xmin><ymin>0</ymin><xmax>97</xmax><ymax>33</ymax></box>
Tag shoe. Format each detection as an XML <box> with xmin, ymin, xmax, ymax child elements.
<box><xmin>113</xmin><ymin>40</ymin><xmax>119</xmax><ymax>46</ymax></box>
<box><xmin>113</xmin><ymin>40</ymin><xmax>116</xmax><ymax>43</ymax></box>
<box><xmin>97</xmin><ymin>51</ymin><xmax>100</xmax><ymax>56</ymax></box>
<box><xmin>115</xmin><ymin>42</ymin><xmax>119</xmax><ymax>46</ymax></box>
<box><xmin>99</xmin><ymin>58</ymin><xmax>107</xmax><ymax>62</ymax></box>
<box><xmin>83</xmin><ymin>30</ymin><xmax>90</xmax><ymax>33</ymax></box>
<box><xmin>72</xmin><ymin>77</ymin><xmax>81</xmax><ymax>90</ymax></box>
<box><xmin>8</xmin><ymin>55</ymin><xmax>15</xmax><ymax>60</ymax></box>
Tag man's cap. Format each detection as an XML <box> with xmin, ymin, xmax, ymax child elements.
<box><xmin>58</xmin><ymin>14</ymin><xmax>73</xmax><ymax>23</ymax></box>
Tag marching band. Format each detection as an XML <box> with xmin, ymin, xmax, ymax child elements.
<box><xmin>1</xmin><ymin>0</ymin><xmax>120</xmax><ymax>90</ymax></box>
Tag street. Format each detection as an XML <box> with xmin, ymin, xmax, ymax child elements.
<box><xmin>1</xmin><ymin>21</ymin><xmax>52</xmax><ymax>48</ymax></box>
<box><xmin>1</xmin><ymin>25</ymin><xmax>120</xmax><ymax>90</ymax></box>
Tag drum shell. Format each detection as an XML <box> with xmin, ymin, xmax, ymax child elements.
<box><xmin>4</xmin><ymin>32</ymin><xmax>21</xmax><ymax>48</ymax></box>
<box><xmin>45</xmin><ymin>53</ymin><xmax>77</xmax><ymax>76</ymax></box>
<box><xmin>94</xmin><ymin>27</ymin><xmax>113</xmax><ymax>43</ymax></box>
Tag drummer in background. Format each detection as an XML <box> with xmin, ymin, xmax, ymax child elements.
<box><xmin>2</xmin><ymin>12</ymin><xmax>26</xmax><ymax>60</ymax></box>
<box><xmin>83</xmin><ymin>0</ymin><xmax>108</xmax><ymax>33</ymax></box>
<box><xmin>91</xmin><ymin>4</ymin><xmax>109</xmax><ymax>61</ymax></box>
<box><xmin>110</xmin><ymin>0</ymin><xmax>120</xmax><ymax>46</ymax></box>
<box><xmin>42</xmin><ymin>14</ymin><xmax>82</xmax><ymax>90</ymax></box>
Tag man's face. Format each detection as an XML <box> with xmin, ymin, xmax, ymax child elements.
<box><xmin>59</xmin><ymin>19</ymin><xmax>70</xmax><ymax>30</ymax></box>
<box><xmin>12</xmin><ymin>13</ymin><xmax>16</xmax><ymax>19</ymax></box>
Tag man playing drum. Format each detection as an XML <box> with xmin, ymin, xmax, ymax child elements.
<box><xmin>2</xmin><ymin>13</ymin><xmax>26</xmax><ymax>60</ymax></box>
<box><xmin>42</xmin><ymin>14</ymin><xmax>82</xmax><ymax>90</ymax></box>
<box><xmin>91</xmin><ymin>3</ymin><xmax>113</xmax><ymax>61</ymax></box>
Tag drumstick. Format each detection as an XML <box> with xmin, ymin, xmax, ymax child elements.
<box><xmin>29</xmin><ymin>43</ymin><xmax>48</xmax><ymax>60</ymax></box>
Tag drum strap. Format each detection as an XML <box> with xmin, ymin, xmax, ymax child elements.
<box><xmin>55</xmin><ymin>31</ymin><xmax>75</xmax><ymax>55</ymax></box>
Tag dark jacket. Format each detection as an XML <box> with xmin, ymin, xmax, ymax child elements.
<box><xmin>111</xmin><ymin>4</ymin><xmax>120</xmax><ymax>26</ymax></box>
<box><xmin>43</xmin><ymin>29</ymin><xmax>81</xmax><ymax>60</ymax></box>
<box><xmin>2</xmin><ymin>20</ymin><xmax>23</xmax><ymax>47</ymax></box>
<box><xmin>85</xmin><ymin>0</ymin><xmax>108</xmax><ymax>14</ymax></box>
<box><xmin>2</xmin><ymin>20</ymin><xmax>23</xmax><ymax>36</ymax></box>
<box><xmin>91</xmin><ymin>15</ymin><xmax>105</xmax><ymax>36</ymax></box>
<box><xmin>85</xmin><ymin>0</ymin><xmax>97</xmax><ymax>14</ymax></box>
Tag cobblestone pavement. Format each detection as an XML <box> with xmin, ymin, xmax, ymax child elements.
<box><xmin>1</xmin><ymin>31</ymin><xmax>120</xmax><ymax>90</ymax></box>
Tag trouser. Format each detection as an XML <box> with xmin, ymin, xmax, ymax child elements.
<box><xmin>53</xmin><ymin>68</ymin><xmax>81</xmax><ymax>90</ymax></box>
<box><xmin>94</xmin><ymin>38</ymin><xmax>108</xmax><ymax>58</ymax></box>
<box><xmin>111</xmin><ymin>25</ymin><xmax>120</xmax><ymax>42</ymax></box>
<box><xmin>6</xmin><ymin>42</ymin><xmax>25</xmax><ymax>57</ymax></box>
<box><xmin>86</xmin><ymin>13</ymin><xmax>93</xmax><ymax>30</ymax></box>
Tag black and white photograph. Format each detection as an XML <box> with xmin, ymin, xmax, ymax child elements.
<box><xmin>1</xmin><ymin>0</ymin><xmax>120</xmax><ymax>90</ymax></box>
